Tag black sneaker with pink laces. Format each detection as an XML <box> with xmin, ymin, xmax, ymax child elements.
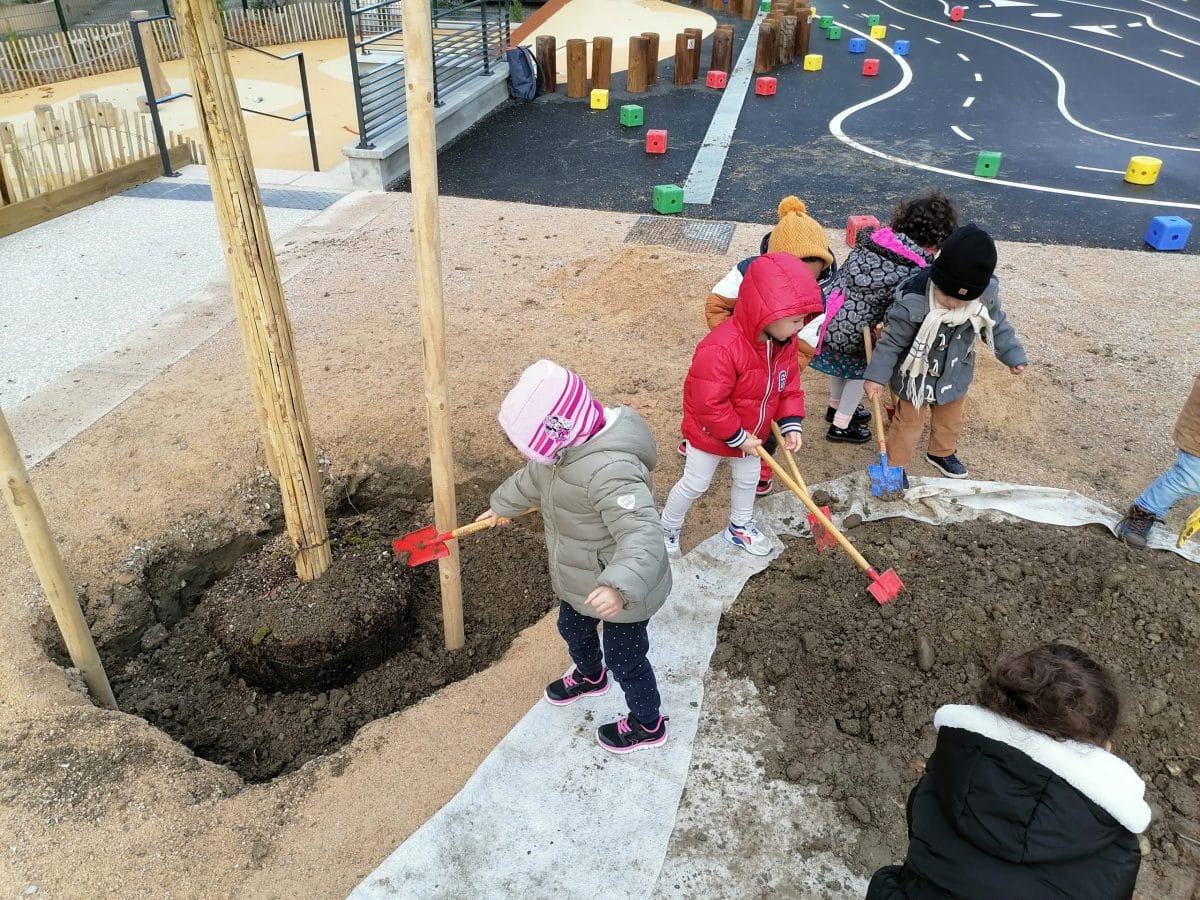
<box><xmin>544</xmin><ymin>667</ymin><xmax>609</xmax><ymax>705</ymax></box>
<box><xmin>597</xmin><ymin>713</ymin><xmax>669</xmax><ymax>754</ymax></box>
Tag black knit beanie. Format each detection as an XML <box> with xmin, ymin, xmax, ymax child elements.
<box><xmin>930</xmin><ymin>224</ymin><xmax>997</xmax><ymax>301</ymax></box>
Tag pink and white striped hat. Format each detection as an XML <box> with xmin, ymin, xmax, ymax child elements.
<box><xmin>499</xmin><ymin>360</ymin><xmax>606</xmax><ymax>464</ymax></box>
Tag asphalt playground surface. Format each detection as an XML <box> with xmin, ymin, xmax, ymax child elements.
<box><xmin>417</xmin><ymin>0</ymin><xmax>1200</xmax><ymax>253</ymax></box>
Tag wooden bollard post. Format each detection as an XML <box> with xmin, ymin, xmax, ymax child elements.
<box><xmin>779</xmin><ymin>15</ymin><xmax>797</xmax><ymax>64</ymax></box>
<box><xmin>672</xmin><ymin>32</ymin><xmax>689</xmax><ymax>85</ymax></box>
<box><xmin>640</xmin><ymin>32</ymin><xmax>660</xmax><ymax>85</ymax></box>
<box><xmin>754</xmin><ymin>20</ymin><xmax>778</xmax><ymax>73</ymax></box>
<box><xmin>131</xmin><ymin>9</ymin><xmax>170</xmax><ymax>101</ymax></box>
<box><xmin>711</xmin><ymin>25</ymin><xmax>733</xmax><ymax>72</ymax></box>
<box><xmin>591</xmin><ymin>36</ymin><xmax>613</xmax><ymax>90</ymax></box>
<box><xmin>740</xmin><ymin>0</ymin><xmax>756</xmax><ymax>20</ymax></box>
<box><xmin>173</xmin><ymin>0</ymin><xmax>331</xmax><ymax>584</ymax></box>
<box><xmin>684</xmin><ymin>27</ymin><xmax>703</xmax><ymax>82</ymax></box>
<box><xmin>798</xmin><ymin>10</ymin><xmax>812</xmax><ymax>58</ymax></box>
<box><xmin>1</xmin><ymin>412</ymin><xmax>118</xmax><ymax>709</ymax></box>
<box><xmin>628</xmin><ymin>34</ymin><xmax>650</xmax><ymax>92</ymax></box>
<box><xmin>535</xmin><ymin>35</ymin><xmax>557</xmax><ymax>94</ymax></box>
<box><xmin>566</xmin><ymin>38</ymin><xmax>588</xmax><ymax>97</ymax></box>
<box><xmin>708</xmin><ymin>0</ymin><xmax>723</xmax><ymax>10</ymax></box>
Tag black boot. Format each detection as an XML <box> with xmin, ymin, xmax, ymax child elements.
<box><xmin>1115</xmin><ymin>505</ymin><xmax>1156</xmax><ymax>549</ymax></box>
<box><xmin>826</xmin><ymin>421</ymin><xmax>872</xmax><ymax>444</ymax></box>
<box><xmin>826</xmin><ymin>404</ymin><xmax>871</xmax><ymax>425</ymax></box>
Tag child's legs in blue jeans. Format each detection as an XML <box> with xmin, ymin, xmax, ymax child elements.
<box><xmin>555</xmin><ymin>601</ymin><xmax>661</xmax><ymax>724</ymax></box>
<box><xmin>1135</xmin><ymin>450</ymin><xmax>1200</xmax><ymax>518</ymax></box>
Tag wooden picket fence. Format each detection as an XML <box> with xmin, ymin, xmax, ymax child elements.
<box><xmin>0</xmin><ymin>94</ymin><xmax>202</xmax><ymax>208</ymax></box>
<box><xmin>0</xmin><ymin>1</ymin><xmax>347</xmax><ymax>93</ymax></box>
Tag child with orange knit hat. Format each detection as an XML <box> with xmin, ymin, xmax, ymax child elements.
<box><xmin>687</xmin><ymin>196</ymin><xmax>836</xmax><ymax>496</ymax></box>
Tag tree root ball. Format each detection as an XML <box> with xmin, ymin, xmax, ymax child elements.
<box><xmin>205</xmin><ymin>518</ymin><xmax>417</xmax><ymax>693</ymax></box>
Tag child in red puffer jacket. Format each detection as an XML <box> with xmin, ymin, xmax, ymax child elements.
<box><xmin>661</xmin><ymin>253</ymin><xmax>825</xmax><ymax>558</ymax></box>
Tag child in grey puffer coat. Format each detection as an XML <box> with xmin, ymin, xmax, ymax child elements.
<box><xmin>478</xmin><ymin>360</ymin><xmax>672</xmax><ymax>754</ymax></box>
<box><xmin>863</xmin><ymin>225</ymin><xmax>1027</xmax><ymax>482</ymax></box>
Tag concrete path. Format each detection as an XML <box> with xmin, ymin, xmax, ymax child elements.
<box><xmin>1</xmin><ymin>163</ymin><xmax>360</xmax><ymax>467</ymax></box>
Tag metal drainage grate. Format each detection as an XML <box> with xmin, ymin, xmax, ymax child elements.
<box><xmin>624</xmin><ymin>216</ymin><xmax>737</xmax><ymax>255</ymax></box>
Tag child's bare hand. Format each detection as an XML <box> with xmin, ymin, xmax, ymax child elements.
<box><xmin>1009</xmin><ymin>364</ymin><xmax>1027</xmax><ymax>375</ymax></box>
<box><xmin>783</xmin><ymin>432</ymin><xmax>802</xmax><ymax>453</ymax></box>
<box><xmin>739</xmin><ymin>435</ymin><xmax>764</xmax><ymax>456</ymax></box>
<box><xmin>474</xmin><ymin>508</ymin><xmax>499</xmax><ymax>525</ymax></box>
<box><xmin>585</xmin><ymin>586</ymin><xmax>625</xmax><ymax>619</ymax></box>
<box><xmin>864</xmin><ymin>381</ymin><xmax>885</xmax><ymax>400</ymax></box>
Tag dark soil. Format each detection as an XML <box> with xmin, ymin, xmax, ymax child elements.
<box><xmin>714</xmin><ymin>518</ymin><xmax>1200</xmax><ymax>894</ymax></box>
<box><xmin>95</xmin><ymin>471</ymin><xmax>555</xmax><ymax>783</ymax></box>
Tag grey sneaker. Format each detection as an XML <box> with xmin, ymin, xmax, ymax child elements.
<box><xmin>1116</xmin><ymin>505</ymin><xmax>1156</xmax><ymax>549</ymax></box>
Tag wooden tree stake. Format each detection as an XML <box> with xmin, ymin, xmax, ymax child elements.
<box><xmin>1</xmin><ymin>411</ymin><xmax>117</xmax><ymax>709</ymax></box>
<box><xmin>173</xmin><ymin>0</ymin><xmax>331</xmax><ymax>583</ymax></box>
<box><xmin>131</xmin><ymin>9</ymin><xmax>170</xmax><ymax>101</ymax></box>
<box><xmin>401</xmin><ymin>0</ymin><xmax>465</xmax><ymax>650</ymax></box>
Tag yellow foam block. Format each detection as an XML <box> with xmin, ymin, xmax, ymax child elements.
<box><xmin>590</xmin><ymin>88</ymin><xmax>609</xmax><ymax>110</ymax></box>
<box><xmin>1124</xmin><ymin>155</ymin><xmax>1162</xmax><ymax>185</ymax></box>
<box><xmin>870</xmin><ymin>24</ymin><xmax>887</xmax><ymax>39</ymax></box>
<box><xmin>803</xmin><ymin>53</ymin><xmax>823</xmax><ymax>71</ymax></box>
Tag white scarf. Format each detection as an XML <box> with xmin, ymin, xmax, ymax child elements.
<box><xmin>899</xmin><ymin>283</ymin><xmax>996</xmax><ymax>408</ymax></box>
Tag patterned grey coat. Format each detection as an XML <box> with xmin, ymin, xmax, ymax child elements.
<box><xmin>490</xmin><ymin>406</ymin><xmax>671</xmax><ymax>624</ymax></box>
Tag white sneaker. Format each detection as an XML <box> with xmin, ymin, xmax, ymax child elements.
<box><xmin>725</xmin><ymin>520</ymin><xmax>772</xmax><ymax>557</ymax></box>
<box><xmin>663</xmin><ymin>527</ymin><xmax>682</xmax><ymax>559</ymax></box>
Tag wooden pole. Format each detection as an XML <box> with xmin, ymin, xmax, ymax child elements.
<box><xmin>591</xmin><ymin>36</ymin><xmax>612</xmax><ymax>90</ymax></box>
<box><xmin>640</xmin><ymin>32</ymin><xmax>659</xmax><ymax>86</ymax></box>
<box><xmin>565</xmin><ymin>38</ymin><xmax>587</xmax><ymax>98</ymax></box>
<box><xmin>400</xmin><ymin>0</ymin><xmax>465</xmax><ymax>650</ymax></box>
<box><xmin>628</xmin><ymin>34</ymin><xmax>650</xmax><ymax>92</ymax></box>
<box><xmin>797</xmin><ymin>10</ymin><xmax>812</xmax><ymax>58</ymax></box>
<box><xmin>535</xmin><ymin>35</ymin><xmax>556</xmax><ymax>94</ymax></box>
<box><xmin>672</xmin><ymin>32</ymin><xmax>688</xmax><ymax>85</ymax></box>
<box><xmin>0</xmin><ymin>411</ymin><xmax>117</xmax><ymax>709</ymax></box>
<box><xmin>172</xmin><ymin>0</ymin><xmax>331</xmax><ymax>583</ymax></box>
<box><xmin>754</xmin><ymin>20</ymin><xmax>777</xmax><ymax>73</ymax></box>
<box><xmin>740</xmin><ymin>0</ymin><xmax>756</xmax><ymax>21</ymax></box>
<box><xmin>711</xmin><ymin>24</ymin><xmax>733</xmax><ymax>72</ymax></box>
<box><xmin>131</xmin><ymin>9</ymin><xmax>170</xmax><ymax>101</ymax></box>
<box><xmin>779</xmin><ymin>15</ymin><xmax>796</xmax><ymax>64</ymax></box>
<box><xmin>684</xmin><ymin>27</ymin><xmax>703</xmax><ymax>82</ymax></box>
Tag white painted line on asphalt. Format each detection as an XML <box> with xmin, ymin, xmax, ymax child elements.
<box><xmin>926</xmin><ymin>36</ymin><xmax>942</xmax><ymax>43</ymax></box>
<box><xmin>1128</xmin><ymin>21</ymin><xmax>1142</xmax><ymax>26</ymax></box>
<box><xmin>1076</xmin><ymin>165</ymin><xmax>1126</xmax><ymax>174</ymax></box>
<box><xmin>1058</xmin><ymin>0</ymin><xmax>1200</xmax><ymax>46</ymax></box>
<box><xmin>891</xmin><ymin>23</ymin><xmax>906</xmax><ymax>29</ymax></box>
<box><xmin>951</xmin><ymin>125</ymin><xmax>975</xmax><ymax>140</ymax></box>
<box><xmin>1071</xmin><ymin>23</ymin><xmax>1122</xmax><ymax>36</ymax></box>
<box><xmin>683</xmin><ymin>9</ymin><xmax>766</xmax><ymax>205</ymax></box>
<box><xmin>974</xmin><ymin>71</ymin><xmax>983</xmax><ymax>80</ymax></box>
<box><xmin>958</xmin><ymin>51</ymin><xmax>971</xmax><ymax>60</ymax></box>
<box><xmin>1031</xmin><ymin>11</ymin><xmax>1063</xmax><ymax>16</ymax></box>
<box><xmin>877</xmin><ymin>0</ymin><xmax>1200</xmax><ymax>151</ymax></box>
<box><xmin>1161</xmin><ymin>47</ymin><xmax>1185</xmax><ymax>56</ymax></box>
<box><xmin>963</xmin><ymin>95</ymin><xmax>976</xmax><ymax>106</ymax></box>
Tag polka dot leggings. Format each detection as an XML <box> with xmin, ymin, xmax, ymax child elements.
<box><xmin>556</xmin><ymin>601</ymin><xmax>661</xmax><ymax>725</ymax></box>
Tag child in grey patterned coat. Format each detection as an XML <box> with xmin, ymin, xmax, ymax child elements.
<box><xmin>811</xmin><ymin>189</ymin><xmax>958</xmax><ymax>444</ymax></box>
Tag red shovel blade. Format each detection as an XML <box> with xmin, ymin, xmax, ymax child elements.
<box><xmin>392</xmin><ymin>525</ymin><xmax>453</xmax><ymax>568</ymax></box>
<box><xmin>807</xmin><ymin>505</ymin><xmax>836</xmax><ymax>551</ymax></box>
<box><xmin>866</xmin><ymin>567</ymin><xmax>905</xmax><ymax>604</ymax></box>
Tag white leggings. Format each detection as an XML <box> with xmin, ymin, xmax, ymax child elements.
<box><xmin>828</xmin><ymin>377</ymin><xmax>866</xmax><ymax>427</ymax></box>
<box><xmin>662</xmin><ymin>444</ymin><xmax>760</xmax><ymax>530</ymax></box>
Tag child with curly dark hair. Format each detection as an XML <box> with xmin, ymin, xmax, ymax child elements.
<box><xmin>810</xmin><ymin>189</ymin><xmax>958</xmax><ymax>444</ymax></box>
<box><xmin>867</xmin><ymin>644</ymin><xmax>1150</xmax><ymax>900</ymax></box>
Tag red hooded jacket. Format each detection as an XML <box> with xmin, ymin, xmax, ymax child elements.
<box><xmin>681</xmin><ymin>254</ymin><xmax>825</xmax><ymax>457</ymax></box>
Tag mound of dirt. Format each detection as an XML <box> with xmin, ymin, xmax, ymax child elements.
<box><xmin>103</xmin><ymin>477</ymin><xmax>557</xmax><ymax>783</ymax></box>
<box><xmin>714</xmin><ymin>518</ymin><xmax>1200</xmax><ymax>892</ymax></box>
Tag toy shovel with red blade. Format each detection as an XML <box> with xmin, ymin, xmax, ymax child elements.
<box><xmin>393</xmin><ymin>508</ymin><xmax>537</xmax><ymax>567</ymax></box>
<box><xmin>755</xmin><ymin>448</ymin><xmax>905</xmax><ymax>604</ymax></box>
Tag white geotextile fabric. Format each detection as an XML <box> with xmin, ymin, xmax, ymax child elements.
<box><xmin>350</xmin><ymin>477</ymin><xmax>1198</xmax><ymax>899</ymax></box>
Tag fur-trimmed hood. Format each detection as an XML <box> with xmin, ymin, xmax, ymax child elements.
<box><xmin>935</xmin><ymin>705</ymin><xmax>1151</xmax><ymax>835</ymax></box>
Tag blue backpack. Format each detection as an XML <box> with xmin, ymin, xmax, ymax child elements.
<box><xmin>506</xmin><ymin>46</ymin><xmax>540</xmax><ymax>101</ymax></box>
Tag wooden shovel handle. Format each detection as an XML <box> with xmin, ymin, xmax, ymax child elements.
<box><xmin>754</xmin><ymin>447</ymin><xmax>874</xmax><ymax>575</ymax></box>
<box><xmin>454</xmin><ymin>507</ymin><xmax>538</xmax><ymax>539</ymax></box>
<box><xmin>862</xmin><ymin>326</ymin><xmax>889</xmax><ymax>452</ymax></box>
<box><xmin>769</xmin><ymin>421</ymin><xmax>806</xmax><ymax>492</ymax></box>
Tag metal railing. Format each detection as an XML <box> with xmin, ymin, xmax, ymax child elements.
<box><xmin>129</xmin><ymin>12</ymin><xmax>320</xmax><ymax>175</ymax></box>
<box><xmin>342</xmin><ymin>0</ymin><xmax>509</xmax><ymax>150</ymax></box>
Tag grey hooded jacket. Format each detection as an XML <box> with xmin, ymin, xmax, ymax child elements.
<box><xmin>863</xmin><ymin>270</ymin><xmax>1027</xmax><ymax>406</ymax></box>
<box><xmin>489</xmin><ymin>406</ymin><xmax>671</xmax><ymax>624</ymax></box>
